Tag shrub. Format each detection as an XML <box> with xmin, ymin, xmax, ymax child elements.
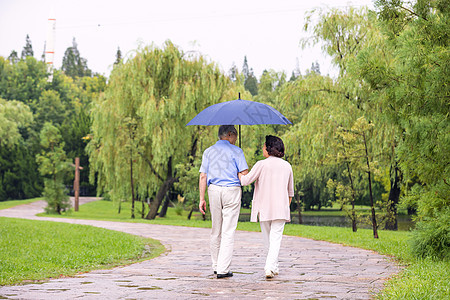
<box><xmin>410</xmin><ymin>208</ymin><xmax>450</xmax><ymax>260</ymax></box>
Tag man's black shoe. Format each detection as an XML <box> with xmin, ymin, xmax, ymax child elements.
<box><xmin>217</xmin><ymin>272</ymin><xmax>233</xmax><ymax>279</ymax></box>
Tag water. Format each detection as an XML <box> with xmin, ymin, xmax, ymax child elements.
<box><xmin>238</xmin><ymin>213</ymin><xmax>415</xmax><ymax>231</ymax></box>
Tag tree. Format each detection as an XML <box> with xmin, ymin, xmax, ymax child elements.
<box><xmin>0</xmin><ymin>56</ymin><xmax>48</xmax><ymax>105</ymax></box>
<box><xmin>114</xmin><ymin>47</ymin><xmax>122</xmax><ymax>65</ymax></box>
<box><xmin>242</xmin><ymin>56</ymin><xmax>250</xmax><ymax>79</ymax></box>
<box><xmin>87</xmin><ymin>41</ymin><xmax>242</xmax><ymax>220</ymax></box>
<box><xmin>302</xmin><ymin>6</ymin><xmax>376</xmax><ymax>77</ymax></box>
<box><xmin>280</xmin><ymin>75</ymin><xmax>349</xmax><ymax>212</ymax></box>
<box><xmin>244</xmin><ymin>68</ymin><xmax>258</xmax><ymax>96</ymax></box>
<box><xmin>21</xmin><ymin>35</ymin><xmax>34</xmax><ymax>60</ymax></box>
<box><xmin>0</xmin><ymin>143</ymin><xmax>42</xmax><ymax>200</ymax></box>
<box><xmin>300</xmin><ymin>6</ymin><xmax>402</xmax><ymax>231</ymax></box>
<box><xmin>310</xmin><ymin>61</ymin><xmax>321</xmax><ymax>74</ymax></box>
<box><xmin>33</xmin><ymin>90</ymin><xmax>67</xmax><ymax>128</ymax></box>
<box><xmin>61</xmin><ymin>38</ymin><xmax>92</xmax><ymax>78</ymax></box>
<box><xmin>0</xmin><ymin>56</ymin><xmax>102</xmax><ymax>203</ymax></box>
<box><xmin>36</xmin><ymin>122</ymin><xmax>72</xmax><ymax>214</ymax></box>
<box><xmin>371</xmin><ymin>0</ymin><xmax>450</xmax><ymax>258</ymax></box>
<box><xmin>228</xmin><ymin>62</ymin><xmax>238</xmax><ymax>82</ymax></box>
<box><xmin>8</xmin><ymin>51</ymin><xmax>19</xmax><ymax>64</ymax></box>
<box><xmin>0</xmin><ymin>98</ymin><xmax>36</xmax><ymax>200</ymax></box>
<box><xmin>0</xmin><ymin>98</ymin><xmax>33</xmax><ymax>148</ymax></box>
<box><xmin>290</xmin><ymin>58</ymin><xmax>302</xmax><ymax>82</ymax></box>
<box><xmin>332</xmin><ymin>117</ymin><xmax>387</xmax><ymax>238</ymax></box>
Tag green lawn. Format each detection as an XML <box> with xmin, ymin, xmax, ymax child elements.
<box><xmin>0</xmin><ymin>216</ymin><xmax>164</xmax><ymax>286</ymax></box>
<box><xmin>51</xmin><ymin>199</ymin><xmax>448</xmax><ymax>300</ymax></box>
<box><xmin>0</xmin><ymin>197</ymin><xmax>42</xmax><ymax>210</ymax></box>
<box><xmin>2</xmin><ymin>198</ymin><xmax>449</xmax><ymax>299</ymax></box>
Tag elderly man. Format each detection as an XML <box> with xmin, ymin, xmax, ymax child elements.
<box><xmin>199</xmin><ymin>125</ymin><xmax>248</xmax><ymax>279</ymax></box>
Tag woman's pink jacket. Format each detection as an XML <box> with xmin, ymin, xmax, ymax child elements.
<box><xmin>240</xmin><ymin>156</ymin><xmax>294</xmax><ymax>222</ymax></box>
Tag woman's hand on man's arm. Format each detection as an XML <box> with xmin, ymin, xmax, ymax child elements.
<box><xmin>238</xmin><ymin>169</ymin><xmax>248</xmax><ymax>181</ymax></box>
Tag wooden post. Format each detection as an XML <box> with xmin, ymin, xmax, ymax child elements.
<box><xmin>72</xmin><ymin>157</ymin><xmax>83</xmax><ymax>212</ymax></box>
<box><xmin>74</xmin><ymin>157</ymin><xmax>80</xmax><ymax>211</ymax></box>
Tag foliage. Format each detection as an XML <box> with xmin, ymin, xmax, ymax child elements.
<box><xmin>0</xmin><ymin>98</ymin><xmax>33</xmax><ymax>147</ymax></box>
<box><xmin>297</xmin><ymin>6</ymin><xmax>406</xmax><ymax>237</ymax></box>
<box><xmin>377</xmin><ymin>258</ymin><xmax>450</xmax><ymax>300</ymax></box>
<box><xmin>61</xmin><ymin>37</ymin><xmax>92</xmax><ymax>78</ymax></box>
<box><xmin>0</xmin><ymin>56</ymin><xmax>48</xmax><ymax>105</ymax></box>
<box><xmin>0</xmin><ymin>53</ymin><xmax>104</xmax><ymax>200</ymax></box>
<box><xmin>0</xmin><ymin>144</ymin><xmax>42</xmax><ymax>200</ymax></box>
<box><xmin>280</xmin><ymin>74</ymin><xmax>343</xmax><ymax>210</ymax></box>
<box><xmin>36</xmin><ymin>122</ymin><xmax>72</xmax><ymax>214</ymax></box>
<box><xmin>0</xmin><ymin>99</ymin><xmax>38</xmax><ymax>200</ymax></box>
<box><xmin>363</xmin><ymin>0</ymin><xmax>450</xmax><ymax>256</ymax></box>
<box><xmin>7</xmin><ymin>50</ymin><xmax>19</xmax><ymax>64</ymax></box>
<box><xmin>32</xmin><ymin>90</ymin><xmax>68</xmax><ymax>128</ymax></box>
<box><xmin>175</xmin><ymin>158</ymin><xmax>206</xmax><ymax>219</ymax></box>
<box><xmin>87</xmin><ymin>41</ymin><xmax>242</xmax><ymax>219</ymax></box>
<box><xmin>410</xmin><ymin>207</ymin><xmax>450</xmax><ymax>260</ymax></box>
<box><xmin>302</xmin><ymin>6</ymin><xmax>375</xmax><ymax>76</ymax></box>
<box><xmin>20</xmin><ymin>34</ymin><xmax>34</xmax><ymax>60</ymax></box>
<box><xmin>0</xmin><ymin>217</ymin><xmax>163</xmax><ymax>285</ymax></box>
<box><xmin>114</xmin><ymin>47</ymin><xmax>122</xmax><ymax>65</ymax></box>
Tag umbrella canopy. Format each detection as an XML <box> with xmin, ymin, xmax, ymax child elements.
<box><xmin>186</xmin><ymin>98</ymin><xmax>292</xmax><ymax>126</ymax></box>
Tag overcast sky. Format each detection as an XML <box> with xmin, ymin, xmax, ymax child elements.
<box><xmin>0</xmin><ymin>0</ymin><xmax>374</xmax><ymax>78</ymax></box>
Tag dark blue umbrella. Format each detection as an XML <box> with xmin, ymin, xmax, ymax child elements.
<box><xmin>186</xmin><ymin>96</ymin><xmax>292</xmax><ymax>126</ymax></box>
<box><xmin>186</xmin><ymin>94</ymin><xmax>292</xmax><ymax>147</ymax></box>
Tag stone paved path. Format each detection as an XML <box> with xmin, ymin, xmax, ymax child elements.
<box><xmin>0</xmin><ymin>198</ymin><xmax>400</xmax><ymax>299</ymax></box>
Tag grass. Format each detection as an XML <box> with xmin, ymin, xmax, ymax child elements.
<box><xmin>377</xmin><ymin>258</ymin><xmax>450</xmax><ymax>299</ymax></box>
<box><xmin>3</xmin><ymin>198</ymin><xmax>449</xmax><ymax>299</ymax></box>
<box><xmin>53</xmin><ymin>200</ymin><xmax>448</xmax><ymax>300</ymax></box>
<box><xmin>0</xmin><ymin>197</ymin><xmax>42</xmax><ymax>210</ymax></box>
<box><xmin>0</xmin><ymin>216</ymin><xmax>164</xmax><ymax>286</ymax></box>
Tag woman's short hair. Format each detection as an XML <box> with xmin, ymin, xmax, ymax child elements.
<box><xmin>265</xmin><ymin>135</ymin><xmax>285</xmax><ymax>158</ymax></box>
<box><xmin>218</xmin><ymin>125</ymin><xmax>237</xmax><ymax>139</ymax></box>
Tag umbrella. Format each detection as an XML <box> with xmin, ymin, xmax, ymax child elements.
<box><xmin>186</xmin><ymin>94</ymin><xmax>292</xmax><ymax>147</ymax></box>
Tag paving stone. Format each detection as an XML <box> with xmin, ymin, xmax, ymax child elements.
<box><xmin>0</xmin><ymin>197</ymin><xmax>401</xmax><ymax>299</ymax></box>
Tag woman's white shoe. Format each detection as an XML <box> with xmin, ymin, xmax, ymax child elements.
<box><xmin>265</xmin><ymin>270</ymin><xmax>274</xmax><ymax>278</ymax></box>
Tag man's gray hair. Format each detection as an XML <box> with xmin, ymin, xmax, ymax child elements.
<box><xmin>218</xmin><ymin>125</ymin><xmax>237</xmax><ymax>139</ymax></box>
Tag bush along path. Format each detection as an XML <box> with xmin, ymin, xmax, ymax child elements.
<box><xmin>0</xmin><ymin>198</ymin><xmax>401</xmax><ymax>299</ymax></box>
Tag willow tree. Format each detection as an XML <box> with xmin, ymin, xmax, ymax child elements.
<box><xmin>0</xmin><ymin>98</ymin><xmax>33</xmax><ymax>148</ymax></box>
<box><xmin>300</xmin><ymin>6</ymin><xmax>404</xmax><ymax>231</ymax></box>
<box><xmin>369</xmin><ymin>0</ymin><xmax>449</xmax><ymax>258</ymax></box>
<box><xmin>88</xmin><ymin>41</ymin><xmax>240</xmax><ymax>219</ymax></box>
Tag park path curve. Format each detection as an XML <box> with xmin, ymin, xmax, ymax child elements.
<box><xmin>0</xmin><ymin>197</ymin><xmax>401</xmax><ymax>299</ymax></box>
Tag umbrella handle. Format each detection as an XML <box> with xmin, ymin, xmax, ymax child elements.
<box><xmin>239</xmin><ymin>125</ymin><xmax>241</xmax><ymax>148</ymax></box>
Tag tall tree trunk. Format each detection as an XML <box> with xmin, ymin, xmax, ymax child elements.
<box><xmin>141</xmin><ymin>196</ymin><xmax>145</xmax><ymax>219</ymax></box>
<box><xmin>158</xmin><ymin>194</ymin><xmax>170</xmax><ymax>217</ymax></box>
<box><xmin>341</xmin><ymin>138</ymin><xmax>358</xmax><ymax>233</ymax></box>
<box><xmin>296</xmin><ymin>192</ymin><xmax>303</xmax><ymax>224</ymax></box>
<box><xmin>130</xmin><ymin>152</ymin><xmax>135</xmax><ymax>219</ymax></box>
<box><xmin>145</xmin><ymin>157</ymin><xmax>178</xmax><ymax>220</ymax></box>
<box><xmin>363</xmin><ymin>133</ymin><xmax>378</xmax><ymax>239</ymax></box>
<box><xmin>385</xmin><ymin>164</ymin><xmax>401</xmax><ymax>230</ymax></box>
<box><xmin>346</xmin><ymin>161</ymin><xmax>357</xmax><ymax>232</ymax></box>
<box><xmin>187</xmin><ymin>207</ymin><xmax>194</xmax><ymax>220</ymax></box>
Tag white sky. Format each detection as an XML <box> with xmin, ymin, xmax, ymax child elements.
<box><xmin>0</xmin><ymin>0</ymin><xmax>374</xmax><ymax>79</ymax></box>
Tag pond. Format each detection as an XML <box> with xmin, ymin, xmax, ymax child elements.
<box><xmin>238</xmin><ymin>213</ymin><xmax>415</xmax><ymax>231</ymax></box>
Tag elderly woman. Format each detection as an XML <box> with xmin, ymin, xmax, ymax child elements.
<box><xmin>238</xmin><ymin>135</ymin><xmax>294</xmax><ymax>279</ymax></box>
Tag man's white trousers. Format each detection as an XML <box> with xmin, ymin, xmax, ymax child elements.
<box><xmin>208</xmin><ymin>184</ymin><xmax>241</xmax><ymax>274</ymax></box>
